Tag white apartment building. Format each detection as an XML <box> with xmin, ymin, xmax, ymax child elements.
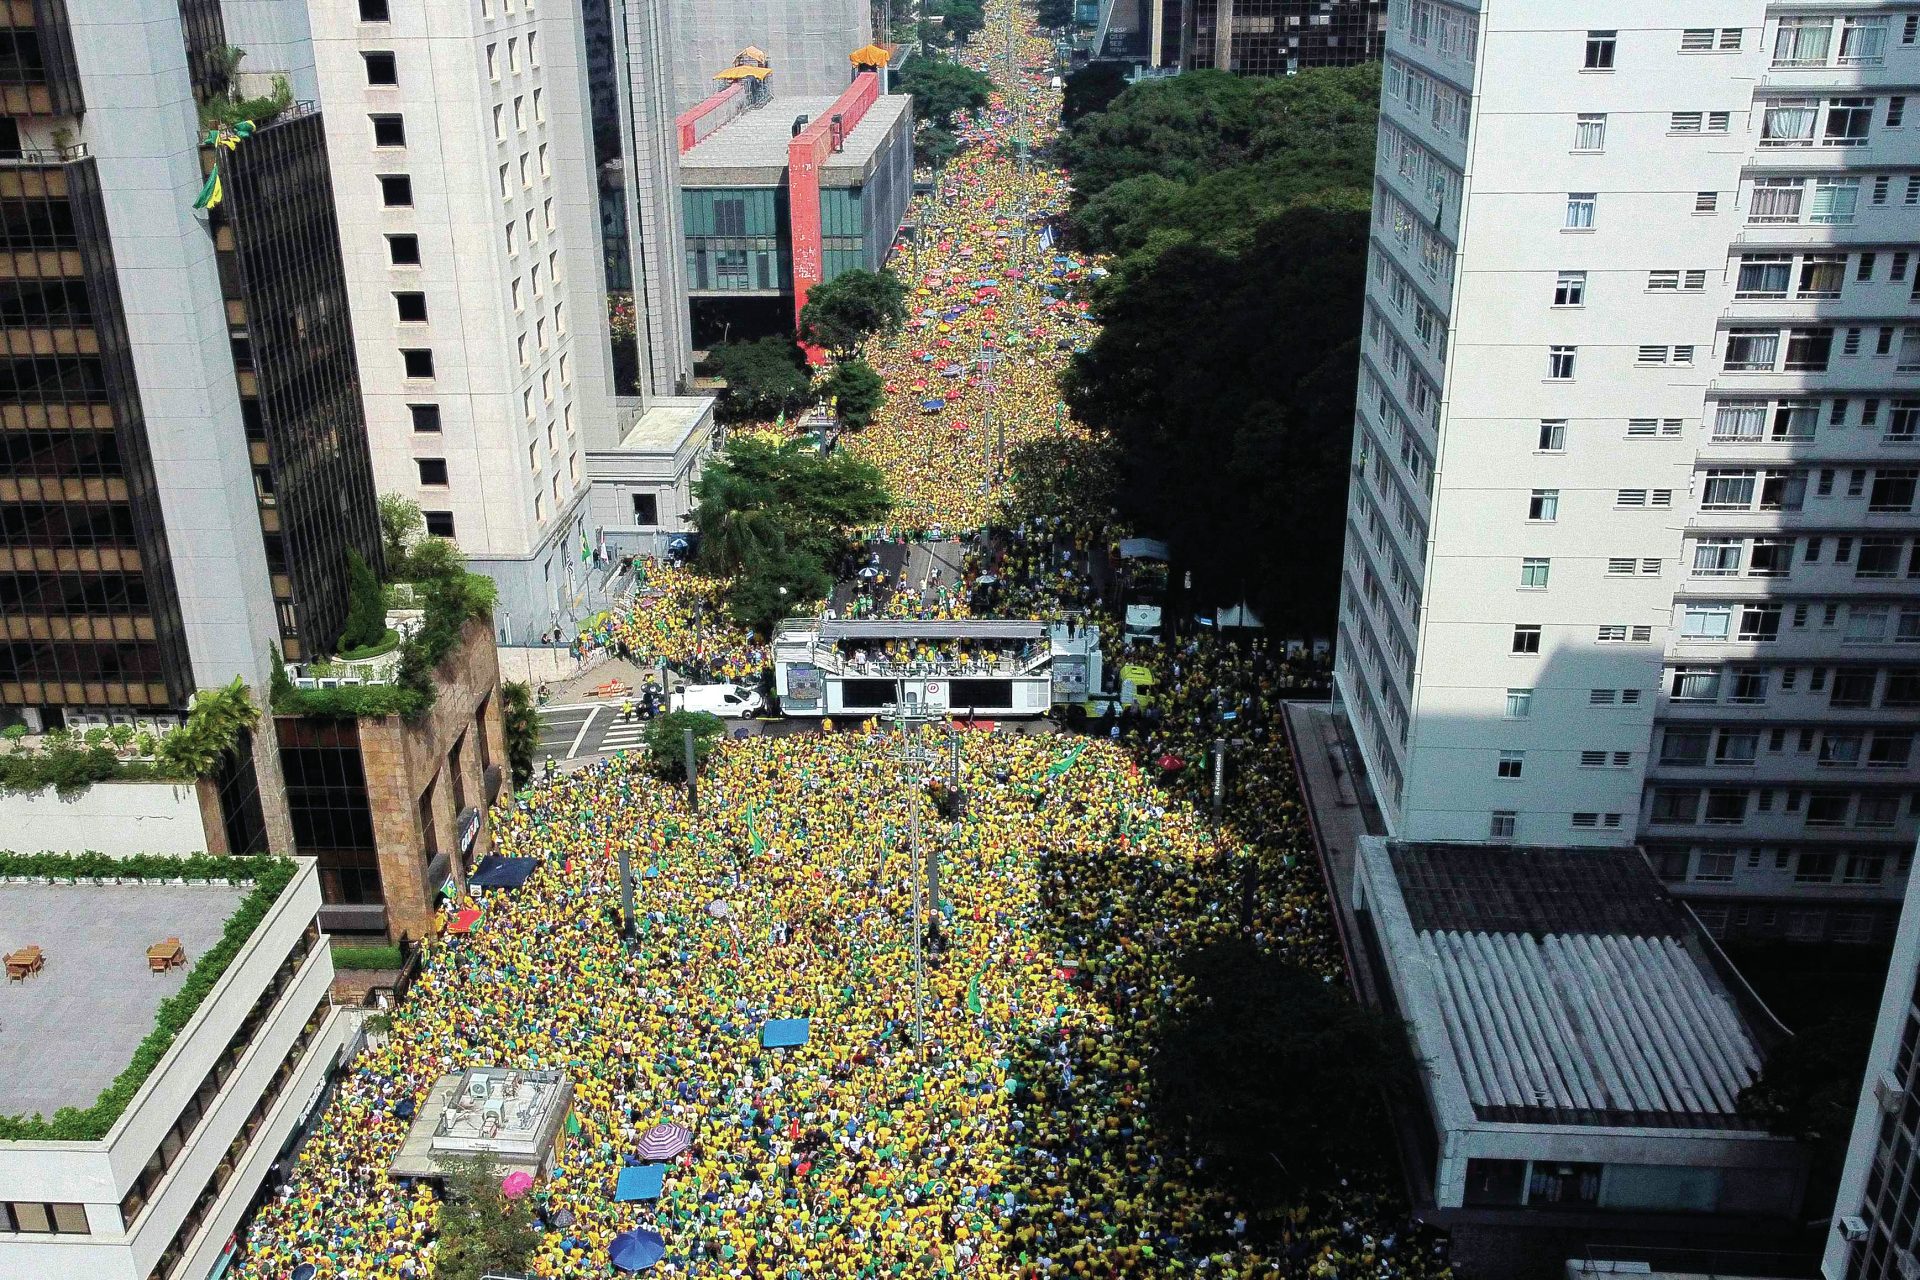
<box><xmin>1824</xmin><ymin>838</ymin><xmax>1920</xmax><ymax>1280</ymax></box>
<box><xmin>1336</xmin><ymin>0</ymin><xmax>1920</xmax><ymax>943</ymax></box>
<box><xmin>309</xmin><ymin>0</ymin><xmax>620</xmax><ymax>641</ymax></box>
<box><xmin>0</xmin><ymin>861</ymin><xmax>348</xmax><ymax>1280</ymax></box>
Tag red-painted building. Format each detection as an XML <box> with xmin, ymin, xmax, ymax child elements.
<box><xmin>675</xmin><ymin>72</ymin><xmax>914</xmax><ymax>332</ymax></box>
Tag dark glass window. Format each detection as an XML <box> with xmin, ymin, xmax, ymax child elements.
<box><xmin>371</xmin><ymin>114</ymin><xmax>406</xmax><ymax>147</ymax></box>
<box><xmin>409</xmin><ymin>403</ymin><xmax>441</xmax><ymax>433</ymax></box>
<box><xmin>359</xmin><ymin>0</ymin><xmax>390</xmax><ymax>18</ymax></box>
<box><xmin>379</xmin><ymin>174</ymin><xmax>412</xmax><ymax>206</ymax></box>
<box><xmin>362</xmin><ymin>52</ymin><xmax>397</xmax><ymax>86</ymax></box>
<box><xmin>387</xmin><ymin>234</ymin><xmax>419</xmax><ymax>265</ymax></box>
<box><xmin>632</xmin><ymin>492</ymin><xmax>657</xmax><ymax>525</ymax></box>
<box><xmin>395</xmin><ymin>292</ymin><xmax>428</xmax><ymax>322</ymax></box>
<box><xmin>401</xmin><ymin>348</ymin><xmax>435</xmax><ymax>379</ymax></box>
<box><xmin>424</xmin><ymin>510</ymin><xmax>455</xmax><ymax>537</ymax></box>
<box><xmin>416</xmin><ymin>458</ymin><xmax>448</xmax><ymax>486</ymax></box>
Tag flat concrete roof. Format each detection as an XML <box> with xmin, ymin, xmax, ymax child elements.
<box><xmin>618</xmin><ymin>397</ymin><xmax>714</xmax><ymax>454</ymax></box>
<box><xmin>681</xmin><ymin>94</ymin><xmax>910</xmax><ymax>186</ymax></box>
<box><xmin>0</xmin><ymin>883</ymin><xmax>247</xmax><ymax>1119</ymax></box>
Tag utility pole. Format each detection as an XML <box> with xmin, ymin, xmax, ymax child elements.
<box><xmin>887</xmin><ymin>682</ymin><xmax>942</xmax><ymax>1062</ymax></box>
<box><xmin>618</xmin><ymin>841</ymin><xmax>635</xmax><ymax>939</ymax></box>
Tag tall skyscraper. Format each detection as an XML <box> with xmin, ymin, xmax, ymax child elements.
<box><xmin>0</xmin><ymin>0</ymin><xmax>386</xmax><ymax>846</ymax></box>
<box><xmin>1134</xmin><ymin>0</ymin><xmax>1385</xmax><ymax>71</ymax></box>
<box><xmin>307</xmin><ymin>0</ymin><xmax>622</xmax><ymax>642</ymax></box>
<box><xmin>1336</xmin><ymin>2</ymin><xmax>1920</xmax><ymax>942</ymax></box>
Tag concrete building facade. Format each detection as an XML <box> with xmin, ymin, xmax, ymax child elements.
<box><xmin>1825</xmin><ymin>839</ymin><xmax>1920</xmax><ymax>1280</ymax></box>
<box><xmin>306</xmin><ymin>0</ymin><xmax>619</xmax><ymax>644</ymax></box>
<box><xmin>1335</xmin><ymin>0</ymin><xmax>1920</xmax><ymax>944</ymax></box>
<box><xmin>0</xmin><ymin>859</ymin><xmax>349</xmax><ymax>1280</ymax></box>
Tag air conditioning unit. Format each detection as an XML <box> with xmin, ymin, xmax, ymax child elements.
<box><xmin>1840</xmin><ymin>1216</ymin><xmax>1870</xmax><ymax>1243</ymax></box>
<box><xmin>1897</xmin><ymin>1247</ymin><xmax>1919</xmax><ymax>1280</ymax></box>
<box><xmin>1877</xmin><ymin>1070</ymin><xmax>1908</xmax><ymax>1114</ymax></box>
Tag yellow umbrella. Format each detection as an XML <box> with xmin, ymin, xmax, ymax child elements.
<box><xmin>850</xmin><ymin>42</ymin><xmax>892</xmax><ymax>66</ymax></box>
<box><xmin>714</xmin><ymin>65</ymin><xmax>771</xmax><ymax>81</ymax></box>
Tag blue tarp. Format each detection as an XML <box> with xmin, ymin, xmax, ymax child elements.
<box><xmin>615</xmin><ymin>1164</ymin><xmax>666</xmax><ymax>1202</ymax></box>
<box><xmin>469</xmin><ymin>855</ymin><xmax>539</xmax><ymax>889</ymax></box>
<box><xmin>762</xmin><ymin>1018</ymin><xmax>810</xmax><ymax>1048</ymax></box>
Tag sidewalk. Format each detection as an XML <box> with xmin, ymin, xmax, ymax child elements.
<box><xmin>1282</xmin><ymin>699</ymin><xmax>1388</xmax><ymax>1009</ymax></box>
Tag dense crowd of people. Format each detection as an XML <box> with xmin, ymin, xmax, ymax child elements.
<box><xmin>226</xmin><ymin>6</ymin><xmax>1421</xmax><ymax>1278</ymax></box>
<box><xmin>233</xmin><ymin>714</ymin><xmax>1433</xmax><ymax>1280</ymax></box>
<box><xmin>837</xmin><ymin>9</ymin><xmax>1093</xmax><ymax>533</ymax></box>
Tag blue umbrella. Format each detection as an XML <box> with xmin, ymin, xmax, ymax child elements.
<box><xmin>610</xmin><ymin>1228</ymin><xmax>666</xmax><ymax>1271</ymax></box>
<box><xmin>291</xmin><ymin>1266</ymin><xmax>317</xmax><ymax>1280</ymax></box>
<box><xmin>920</xmin><ymin>398</ymin><xmax>945</xmax><ymax>411</ymax></box>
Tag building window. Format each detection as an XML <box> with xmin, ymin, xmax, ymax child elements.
<box><xmin>1773</xmin><ymin>17</ymin><xmax>1831</xmax><ymax>66</ymax></box>
<box><xmin>1823</xmin><ymin>97</ymin><xmax>1873</xmax><ymax>146</ymax></box>
<box><xmin>1748</xmin><ymin>177</ymin><xmax>1804</xmax><ymax>220</ymax></box>
<box><xmin>1547</xmin><ymin>346</ymin><xmax>1577</xmax><ymax>379</ymax></box>
<box><xmin>1839</xmin><ymin>16</ymin><xmax>1889</xmax><ymax>65</ymax></box>
<box><xmin>409</xmin><ymin>404</ymin><xmax>441</xmax><ymax>433</ymax></box>
<box><xmin>395</xmin><ymin>292</ymin><xmax>428</xmax><ymax>323</ymax></box>
<box><xmin>1497</xmin><ymin>750</ymin><xmax>1524</xmax><ymax>779</ymax></box>
<box><xmin>424</xmin><ymin>510</ymin><xmax>455</xmax><ymax>537</ymax></box>
<box><xmin>1553</xmin><ymin>272</ymin><xmax>1585</xmax><ymax>306</ymax></box>
<box><xmin>1520</xmin><ymin>558</ymin><xmax>1550</xmax><ymax>588</ymax></box>
<box><xmin>387</xmin><ymin>234</ymin><xmax>420</xmax><ymax>266</ymax></box>
<box><xmin>1506</xmin><ymin>688</ymin><xmax>1533</xmax><ymax>718</ymax></box>
<box><xmin>359</xmin><ymin>0</ymin><xmax>390</xmax><ymax>18</ymax></box>
<box><xmin>1564</xmin><ymin>193</ymin><xmax>1596</xmax><ymax>229</ymax></box>
<box><xmin>400</xmin><ymin>348</ymin><xmax>435</xmax><ymax>379</ymax></box>
<box><xmin>1528</xmin><ymin>489</ymin><xmax>1559</xmax><ymax>521</ymax></box>
<box><xmin>1537</xmin><ymin>420</ymin><xmax>1566</xmax><ymax>451</ymax></box>
<box><xmin>379</xmin><ymin>174</ymin><xmax>412</xmax><ymax>206</ymax></box>
<box><xmin>416</xmin><ymin>458</ymin><xmax>448</xmax><ymax>486</ymax></box>
<box><xmin>1724</xmin><ymin>330</ymin><xmax>1779</xmax><ymax>371</ymax></box>
<box><xmin>1573</xmin><ymin>114</ymin><xmax>1607</xmax><ymax>151</ymax></box>
<box><xmin>0</xmin><ymin>1202</ymin><xmax>91</xmax><ymax>1234</ymax></box>
<box><xmin>1512</xmin><ymin>625</ymin><xmax>1541</xmax><ymax>654</ymax></box>
<box><xmin>632</xmin><ymin>493</ymin><xmax>658</xmax><ymax>526</ymax></box>
<box><xmin>1695</xmin><ymin>190</ymin><xmax>1718</xmax><ymax>213</ymax></box>
<box><xmin>371</xmin><ymin>114</ymin><xmax>406</xmax><ymax>147</ymax></box>
<box><xmin>1584</xmin><ymin>30</ymin><xmax>1616</xmax><ymax>69</ymax></box>
<box><xmin>362</xmin><ymin>51</ymin><xmax>398</xmax><ymax>85</ymax></box>
<box><xmin>1489</xmin><ymin>811</ymin><xmax>1516</xmax><ymax>840</ymax></box>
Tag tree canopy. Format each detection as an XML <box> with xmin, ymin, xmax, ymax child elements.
<box><xmin>934</xmin><ymin>0</ymin><xmax>986</xmax><ymax>44</ymax></box>
<box><xmin>796</xmin><ymin>268</ymin><xmax>909</xmax><ymax>359</ymax></box>
<box><xmin>644</xmin><ymin>710</ymin><xmax>725</xmax><ymax>779</ymax></box>
<box><xmin>1033</xmin><ymin>0</ymin><xmax>1076</xmax><ymax>29</ymax></box>
<box><xmin>1057</xmin><ymin>63</ymin><xmax>1378</xmax><ymax>634</ymax></box>
<box><xmin>1062</xmin><ymin>61</ymin><xmax>1128</xmax><ymax>126</ymax></box>
<box><xmin>895</xmin><ymin>54</ymin><xmax>996</xmax><ymax>131</ymax></box>
<box><xmin>706</xmin><ymin>336</ymin><xmax>813</xmax><ymax>423</ymax></box>
<box><xmin>432</xmin><ymin>1153</ymin><xmax>539</xmax><ymax>1280</ymax></box>
<box><xmin>1061</xmin><ymin>65</ymin><xmax>1380</xmax><ymax>251</ymax></box>
<box><xmin>1151</xmin><ymin>940</ymin><xmax>1420</xmax><ymax>1200</ymax></box>
<box><xmin>692</xmin><ymin>437</ymin><xmax>891</xmax><ymax>631</ymax></box>
<box><xmin>1065</xmin><ymin>198</ymin><xmax>1367</xmax><ymax>634</ymax></box>
<box><xmin>817</xmin><ymin>358</ymin><xmax>885</xmax><ymax>429</ymax></box>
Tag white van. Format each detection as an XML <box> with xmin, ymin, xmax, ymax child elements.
<box><xmin>669</xmin><ymin>684</ymin><xmax>765</xmax><ymax>717</ymax></box>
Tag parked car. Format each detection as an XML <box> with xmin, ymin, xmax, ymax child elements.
<box><xmin>669</xmin><ymin>684</ymin><xmax>765</xmax><ymax>718</ymax></box>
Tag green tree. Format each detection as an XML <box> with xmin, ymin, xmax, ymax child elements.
<box><xmin>706</xmin><ymin>336</ymin><xmax>813</xmax><ymax>423</ymax></box>
<box><xmin>378</xmin><ymin>494</ymin><xmax>423</xmax><ymax>569</ymax></box>
<box><xmin>1064</xmin><ymin>198</ymin><xmax>1369</xmax><ymax>634</ymax></box>
<box><xmin>817</xmin><ymin>358</ymin><xmax>885</xmax><ymax>429</ymax></box>
<box><xmin>1062</xmin><ymin>61</ymin><xmax>1127</xmax><ymax>125</ymax></box>
<box><xmin>894</xmin><ymin>54</ymin><xmax>995</xmax><ymax>130</ymax></box>
<box><xmin>643</xmin><ymin>710</ymin><xmax>725</xmax><ymax>779</ymax></box>
<box><xmin>1060</xmin><ymin>64</ymin><xmax>1380</xmax><ymax>237</ymax></box>
<box><xmin>914</xmin><ymin>124</ymin><xmax>961</xmax><ymax>169</ymax></box>
<box><xmin>432</xmin><ymin>1152</ymin><xmax>539</xmax><ymax>1280</ymax></box>
<box><xmin>1152</xmin><ymin>940</ymin><xmax>1420</xmax><ymax>1199</ymax></box>
<box><xmin>796</xmin><ymin>269</ymin><xmax>909</xmax><ymax>360</ymax></box>
<box><xmin>937</xmin><ymin>0</ymin><xmax>986</xmax><ymax>43</ymax></box>
<box><xmin>692</xmin><ymin>437</ymin><xmax>891</xmax><ymax>630</ymax></box>
<box><xmin>339</xmin><ymin>548</ymin><xmax>387</xmax><ymax>652</ymax></box>
<box><xmin>502</xmin><ymin>681</ymin><xmax>538</xmax><ymax>790</ymax></box>
<box><xmin>1739</xmin><ymin>1012</ymin><xmax>1878</xmax><ymax>1192</ymax></box>
<box><xmin>1034</xmin><ymin>0</ymin><xmax>1076</xmax><ymax>28</ymax></box>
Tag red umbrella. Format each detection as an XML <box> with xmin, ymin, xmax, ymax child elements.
<box><xmin>1157</xmin><ymin>754</ymin><xmax>1185</xmax><ymax>771</ymax></box>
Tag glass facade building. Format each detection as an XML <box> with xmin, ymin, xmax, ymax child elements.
<box><xmin>1173</xmin><ymin>0</ymin><xmax>1385</xmax><ymax>72</ymax></box>
<box><xmin>683</xmin><ymin>186</ymin><xmax>789</xmax><ymax>293</ymax></box>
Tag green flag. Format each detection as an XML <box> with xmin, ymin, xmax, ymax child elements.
<box><xmin>965</xmin><ymin>972</ymin><xmax>982</xmax><ymax>1015</ymax></box>
<box><xmin>580</xmin><ymin>527</ymin><xmax>592</xmax><ymax>565</ymax></box>
<box><xmin>1037</xmin><ymin>742</ymin><xmax>1085</xmax><ymax>781</ymax></box>
<box><xmin>748</xmin><ymin>802</ymin><xmax>765</xmax><ymax>858</ymax></box>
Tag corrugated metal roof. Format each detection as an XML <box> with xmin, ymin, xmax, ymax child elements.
<box><xmin>1391</xmin><ymin>843</ymin><xmax>1684</xmax><ymax>939</ymax></box>
<box><xmin>1420</xmin><ymin>929</ymin><xmax>1762</xmax><ymax>1124</ymax></box>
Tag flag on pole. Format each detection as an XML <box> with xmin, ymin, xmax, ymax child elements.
<box><xmin>192</xmin><ymin>167</ymin><xmax>224</xmax><ymax>210</ymax></box>
<box><xmin>965</xmin><ymin>972</ymin><xmax>983</xmax><ymax>1015</ymax></box>
<box><xmin>748</xmin><ymin>802</ymin><xmax>766</xmax><ymax>858</ymax></box>
<box><xmin>579</xmin><ymin>527</ymin><xmax>592</xmax><ymax>565</ymax></box>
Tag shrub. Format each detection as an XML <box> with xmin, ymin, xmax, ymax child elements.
<box><xmin>340</xmin><ymin>548</ymin><xmax>387</xmax><ymax>652</ymax></box>
<box><xmin>157</xmin><ymin>678</ymin><xmax>260</xmax><ymax>779</ymax></box>
<box><xmin>331</xmin><ymin>944</ymin><xmax>404</xmax><ymax>970</ymax></box>
<box><xmin>2</xmin><ymin>724</ymin><xmax>26</xmax><ymax>741</ymax></box>
<box><xmin>503</xmin><ymin>681</ymin><xmax>538</xmax><ymax>790</ymax></box>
